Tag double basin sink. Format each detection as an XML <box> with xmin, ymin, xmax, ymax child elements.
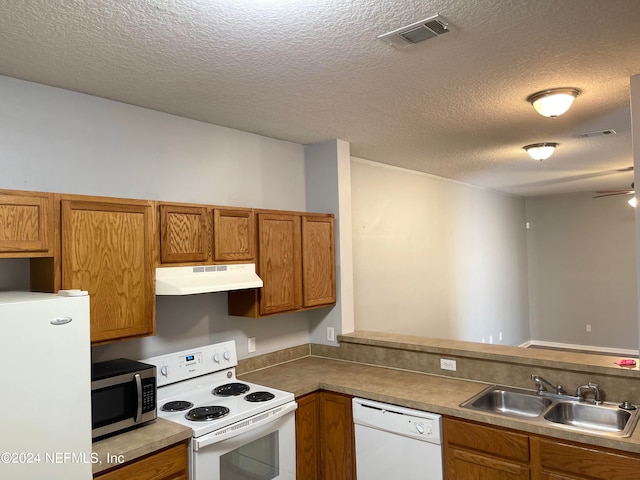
<box><xmin>460</xmin><ymin>385</ymin><xmax>639</xmax><ymax>438</ymax></box>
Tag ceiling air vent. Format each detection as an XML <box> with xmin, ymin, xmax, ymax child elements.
<box><xmin>576</xmin><ymin>129</ymin><xmax>617</xmax><ymax>138</ymax></box>
<box><xmin>378</xmin><ymin>15</ymin><xmax>452</xmax><ymax>48</ymax></box>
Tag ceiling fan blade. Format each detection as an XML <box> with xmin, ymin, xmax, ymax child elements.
<box><xmin>593</xmin><ymin>191</ymin><xmax>633</xmax><ymax>198</ymax></box>
<box><xmin>594</xmin><ymin>189</ymin><xmax>633</xmax><ymax>194</ymax></box>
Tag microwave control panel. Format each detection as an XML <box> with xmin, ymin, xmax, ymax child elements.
<box><xmin>143</xmin><ymin>341</ymin><xmax>238</xmax><ymax>386</ymax></box>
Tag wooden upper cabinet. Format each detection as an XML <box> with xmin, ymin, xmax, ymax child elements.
<box><xmin>158</xmin><ymin>203</ymin><xmax>254</xmax><ymax>266</ymax></box>
<box><xmin>61</xmin><ymin>196</ymin><xmax>155</xmax><ymax>345</ymax></box>
<box><xmin>213</xmin><ymin>208</ymin><xmax>255</xmax><ymax>262</ymax></box>
<box><xmin>159</xmin><ymin>204</ymin><xmax>209</xmax><ymax>263</ymax></box>
<box><xmin>227</xmin><ymin>210</ymin><xmax>335</xmax><ymax>318</ymax></box>
<box><xmin>302</xmin><ymin>215</ymin><xmax>336</xmax><ymax>308</ymax></box>
<box><xmin>0</xmin><ymin>190</ymin><xmax>54</xmax><ymax>257</ymax></box>
<box><xmin>258</xmin><ymin>212</ymin><xmax>302</xmax><ymax>315</ymax></box>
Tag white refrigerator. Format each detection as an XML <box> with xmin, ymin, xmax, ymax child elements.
<box><xmin>0</xmin><ymin>291</ymin><xmax>92</xmax><ymax>479</ymax></box>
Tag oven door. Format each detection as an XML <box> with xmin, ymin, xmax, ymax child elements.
<box><xmin>191</xmin><ymin>401</ymin><xmax>297</xmax><ymax>480</ymax></box>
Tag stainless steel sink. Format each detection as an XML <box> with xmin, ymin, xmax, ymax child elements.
<box><xmin>461</xmin><ymin>385</ymin><xmax>552</xmax><ymax>418</ymax></box>
<box><xmin>460</xmin><ymin>384</ymin><xmax>640</xmax><ymax>438</ymax></box>
<box><xmin>544</xmin><ymin>401</ymin><xmax>633</xmax><ymax>434</ymax></box>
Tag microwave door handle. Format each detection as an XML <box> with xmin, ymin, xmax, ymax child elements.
<box><xmin>134</xmin><ymin>373</ymin><xmax>143</xmax><ymax>423</ymax></box>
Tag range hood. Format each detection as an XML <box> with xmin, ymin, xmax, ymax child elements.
<box><xmin>156</xmin><ymin>264</ymin><xmax>263</xmax><ymax>295</ymax></box>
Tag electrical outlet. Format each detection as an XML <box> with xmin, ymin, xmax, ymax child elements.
<box><xmin>586</xmin><ymin>324</ymin><xmax>592</xmax><ymax>333</ymax></box>
<box><xmin>489</xmin><ymin>335</ymin><xmax>493</xmax><ymax>344</ymax></box>
<box><xmin>499</xmin><ymin>331</ymin><xmax>503</xmax><ymax>342</ymax></box>
<box><xmin>248</xmin><ymin>337</ymin><xmax>256</xmax><ymax>353</ymax></box>
<box><xmin>327</xmin><ymin>327</ymin><xmax>335</xmax><ymax>342</ymax></box>
<box><xmin>440</xmin><ymin>359</ymin><xmax>457</xmax><ymax>371</ymax></box>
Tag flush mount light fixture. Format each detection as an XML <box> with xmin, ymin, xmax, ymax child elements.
<box><xmin>527</xmin><ymin>88</ymin><xmax>581</xmax><ymax>118</ymax></box>
<box><xmin>523</xmin><ymin>142</ymin><xmax>558</xmax><ymax>161</ymax></box>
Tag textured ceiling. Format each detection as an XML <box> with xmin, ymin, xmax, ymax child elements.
<box><xmin>1</xmin><ymin>0</ymin><xmax>640</xmax><ymax>196</ymax></box>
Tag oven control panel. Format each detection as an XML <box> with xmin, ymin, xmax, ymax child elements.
<box><xmin>143</xmin><ymin>341</ymin><xmax>238</xmax><ymax>386</ymax></box>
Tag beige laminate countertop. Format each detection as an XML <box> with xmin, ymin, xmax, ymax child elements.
<box><xmin>91</xmin><ymin>418</ymin><xmax>192</xmax><ymax>475</ymax></box>
<box><xmin>238</xmin><ymin>356</ymin><xmax>640</xmax><ymax>455</ymax></box>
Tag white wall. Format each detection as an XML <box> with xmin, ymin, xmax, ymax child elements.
<box><xmin>0</xmin><ymin>75</ymin><xmax>313</xmax><ymax>361</ymax></box>
<box><xmin>525</xmin><ymin>193</ymin><xmax>638</xmax><ymax>350</ymax></box>
<box><xmin>350</xmin><ymin>158</ymin><xmax>530</xmax><ymax>345</ymax></box>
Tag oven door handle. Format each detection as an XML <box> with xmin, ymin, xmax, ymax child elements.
<box><xmin>134</xmin><ymin>373</ymin><xmax>143</xmax><ymax>423</ymax></box>
<box><xmin>194</xmin><ymin>401</ymin><xmax>298</xmax><ymax>450</ymax></box>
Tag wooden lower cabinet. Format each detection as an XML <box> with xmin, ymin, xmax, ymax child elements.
<box><xmin>94</xmin><ymin>441</ymin><xmax>188</xmax><ymax>480</ymax></box>
<box><xmin>444</xmin><ymin>417</ymin><xmax>530</xmax><ymax>480</ymax></box>
<box><xmin>531</xmin><ymin>436</ymin><xmax>640</xmax><ymax>480</ymax></box>
<box><xmin>445</xmin><ymin>417</ymin><xmax>640</xmax><ymax>480</ymax></box>
<box><xmin>296</xmin><ymin>393</ymin><xmax>320</xmax><ymax>479</ymax></box>
<box><xmin>296</xmin><ymin>391</ymin><xmax>355</xmax><ymax>480</ymax></box>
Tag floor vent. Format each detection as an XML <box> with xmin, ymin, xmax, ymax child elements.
<box><xmin>378</xmin><ymin>15</ymin><xmax>452</xmax><ymax>48</ymax></box>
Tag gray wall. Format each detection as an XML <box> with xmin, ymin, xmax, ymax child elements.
<box><xmin>3</xmin><ymin>74</ymin><xmax>636</xmax><ymax>357</ymax></box>
<box><xmin>0</xmin><ymin>75</ymin><xmax>314</xmax><ymax>361</ymax></box>
<box><xmin>525</xmin><ymin>193</ymin><xmax>638</xmax><ymax>350</ymax></box>
<box><xmin>350</xmin><ymin>158</ymin><xmax>530</xmax><ymax>346</ymax></box>
<box><xmin>305</xmin><ymin>140</ymin><xmax>355</xmax><ymax>344</ymax></box>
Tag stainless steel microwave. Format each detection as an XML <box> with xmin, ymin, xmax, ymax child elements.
<box><xmin>91</xmin><ymin>358</ymin><xmax>157</xmax><ymax>440</ymax></box>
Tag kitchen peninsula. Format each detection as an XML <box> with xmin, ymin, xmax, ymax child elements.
<box><xmin>238</xmin><ymin>331</ymin><xmax>640</xmax><ymax>479</ymax></box>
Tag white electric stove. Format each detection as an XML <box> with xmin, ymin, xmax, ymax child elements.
<box><xmin>143</xmin><ymin>341</ymin><xmax>297</xmax><ymax>480</ymax></box>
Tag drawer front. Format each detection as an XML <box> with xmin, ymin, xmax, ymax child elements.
<box><xmin>444</xmin><ymin>417</ymin><xmax>530</xmax><ymax>463</ymax></box>
<box><xmin>94</xmin><ymin>441</ymin><xmax>188</xmax><ymax>480</ymax></box>
<box><xmin>534</xmin><ymin>437</ymin><xmax>640</xmax><ymax>480</ymax></box>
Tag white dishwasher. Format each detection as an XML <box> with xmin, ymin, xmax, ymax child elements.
<box><xmin>352</xmin><ymin>397</ymin><xmax>443</xmax><ymax>480</ymax></box>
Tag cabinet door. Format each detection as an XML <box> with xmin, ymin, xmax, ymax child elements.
<box><xmin>444</xmin><ymin>417</ymin><xmax>530</xmax><ymax>480</ymax></box>
<box><xmin>94</xmin><ymin>441</ymin><xmax>188</xmax><ymax>480</ymax></box>
<box><xmin>296</xmin><ymin>393</ymin><xmax>320</xmax><ymax>480</ymax></box>
<box><xmin>319</xmin><ymin>392</ymin><xmax>355</xmax><ymax>480</ymax></box>
<box><xmin>447</xmin><ymin>447</ymin><xmax>530</xmax><ymax>480</ymax></box>
<box><xmin>257</xmin><ymin>213</ymin><xmax>302</xmax><ymax>315</ymax></box>
<box><xmin>61</xmin><ymin>198</ymin><xmax>154</xmax><ymax>344</ymax></box>
<box><xmin>531</xmin><ymin>436</ymin><xmax>640</xmax><ymax>480</ymax></box>
<box><xmin>159</xmin><ymin>204</ymin><xmax>209</xmax><ymax>263</ymax></box>
<box><xmin>213</xmin><ymin>208</ymin><xmax>254</xmax><ymax>262</ymax></box>
<box><xmin>0</xmin><ymin>190</ymin><xmax>53</xmax><ymax>256</ymax></box>
<box><xmin>302</xmin><ymin>216</ymin><xmax>336</xmax><ymax>307</ymax></box>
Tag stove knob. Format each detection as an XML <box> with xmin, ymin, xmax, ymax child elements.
<box><xmin>213</xmin><ymin>353</ymin><xmax>220</xmax><ymax>363</ymax></box>
<box><xmin>160</xmin><ymin>365</ymin><xmax>169</xmax><ymax>377</ymax></box>
<box><xmin>223</xmin><ymin>351</ymin><xmax>231</xmax><ymax>361</ymax></box>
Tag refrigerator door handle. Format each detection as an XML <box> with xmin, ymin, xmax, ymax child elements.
<box><xmin>134</xmin><ymin>373</ymin><xmax>143</xmax><ymax>423</ymax></box>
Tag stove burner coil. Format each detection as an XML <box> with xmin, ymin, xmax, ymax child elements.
<box><xmin>213</xmin><ymin>382</ymin><xmax>250</xmax><ymax>397</ymax></box>
<box><xmin>185</xmin><ymin>406</ymin><xmax>230</xmax><ymax>422</ymax></box>
<box><xmin>161</xmin><ymin>400</ymin><xmax>194</xmax><ymax>412</ymax></box>
<box><xmin>245</xmin><ymin>391</ymin><xmax>276</xmax><ymax>402</ymax></box>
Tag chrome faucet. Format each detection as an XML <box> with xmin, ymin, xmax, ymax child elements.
<box><xmin>531</xmin><ymin>374</ymin><xmax>567</xmax><ymax>395</ymax></box>
<box><xmin>576</xmin><ymin>383</ymin><xmax>602</xmax><ymax>405</ymax></box>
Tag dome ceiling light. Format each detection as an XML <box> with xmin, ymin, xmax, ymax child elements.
<box><xmin>523</xmin><ymin>142</ymin><xmax>558</xmax><ymax>161</ymax></box>
<box><xmin>527</xmin><ymin>88</ymin><xmax>581</xmax><ymax>118</ymax></box>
